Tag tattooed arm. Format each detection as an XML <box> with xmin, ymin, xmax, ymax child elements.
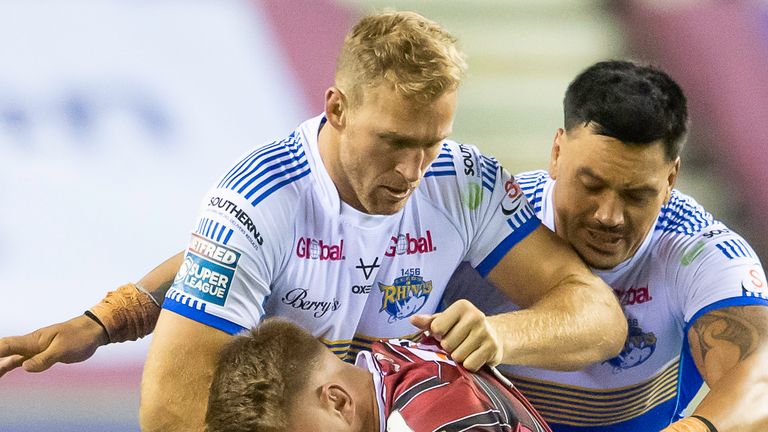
<box><xmin>664</xmin><ymin>306</ymin><xmax>768</xmax><ymax>431</ymax></box>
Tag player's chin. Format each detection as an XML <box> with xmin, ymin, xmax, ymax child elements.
<box><xmin>373</xmin><ymin>202</ymin><xmax>407</xmax><ymax>215</ymax></box>
<box><xmin>369</xmin><ymin>194</ymin><xmax>409</xmax><ymax>215</ymax></box>
<box><xmin>575</xmin><ymin>243</ymin><xmax>626</xmax><ymax>270</ymax></box>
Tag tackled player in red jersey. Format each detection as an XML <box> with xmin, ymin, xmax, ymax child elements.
<box><xmin>206</xmin><ymin>318</ymin><xmax>551</xmax><ymax>432</ymax></box>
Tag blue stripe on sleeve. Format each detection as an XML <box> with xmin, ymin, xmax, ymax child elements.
<box><xmin>221</xmin><ymin>143</ymin><xmax>281</xmax><ymax>189</ymax></box>
<box><xmin>250</xmin><ymin>169</ymin><xmax>311</xmax><ymax>205</ymax></box>
<box><xmin>686</xmin><ymin>297</ymin><xmax>768</xmax><ymax>332</ymax></box>
<box><xmin>223</xmin><ymin>228</ymin><xmax>234</xmax><ymax>245</ymax></box>
<box><xmin>716</xmin><ymin>243</ymin><xmax>733</xmax><ymax>259</ymax></box>
<box><xmin>424</xmin><ymin>170</ymin><xmax>457</xmax><ymax>178</ymax></box>
<box><xmin>162</xmin><ymin>297</ymin><xmax>247</xmax><ymax>335</ymax></box>
<box><xmin>430</xmin><ymin>161</ymin><xmax>454</xmax><ymax>168</ymax></box>
<box><xmin>475</xmin><ymin>217</ymin><xmax>540</xmax><ymax>277</ymax></box>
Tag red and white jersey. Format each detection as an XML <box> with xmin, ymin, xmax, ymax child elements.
<box><xmin>357</xmin><ymin>338</ymin><xmax>551</xmax><ymax>432</ymax></box>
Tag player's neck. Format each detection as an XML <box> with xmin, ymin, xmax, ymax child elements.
<box><xmin>348</xmin><ymin>365</ymin><xmax>381</xmax><ymax>432</ymax></box>
<box><xmin>317</xmin><ymin>116</ymin><xmax>364</xmax><ymax>211</ymax></box>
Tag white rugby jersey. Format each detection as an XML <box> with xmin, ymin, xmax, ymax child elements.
<box><xmin>162</xmin><ymin>114</ymin><xmax>540</xmax><ymax>361</ymax></box>
<box><xmin>444</xmin><ymin>170</ymin><xmax>768</xmax><ymax>432</ymax></box>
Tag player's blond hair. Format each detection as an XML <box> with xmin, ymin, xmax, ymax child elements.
<box><xmin>335</xmin><ymin>10</ymin><xmax>467</xmax><ymax>106</ymax></box>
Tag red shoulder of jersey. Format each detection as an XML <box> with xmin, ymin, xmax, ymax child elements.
<box><xmin>371</xmin><ymin>339</ymin><xmax>551</xmax><ymax>432</ymax></box>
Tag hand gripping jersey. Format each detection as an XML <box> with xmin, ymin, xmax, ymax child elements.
<box><xmin>443</xmin><ymin>170</ymin><xmax>768</xmax><ymax>432</ymax></box>
<box><xmin>356</xmin><ymin>338</ymin><xmax>551</xmax><ymax>432</ymax></box>
<box><xmin>162</xmin><ymin>114</ymin><xmax>540</xmax><ymax>361</ymax></box>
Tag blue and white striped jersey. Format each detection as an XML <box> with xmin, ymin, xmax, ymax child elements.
<box><xmin>444</xmin><ymin>170</ymin><xmax>768</xmax><ymax>432</ymax></box>
<box><xmin>162</xmin><ymin>115</ymin><xmax>540</xmax><ymax>361</ymax></box>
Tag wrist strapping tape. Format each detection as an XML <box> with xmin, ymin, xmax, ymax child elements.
<box><xmin>662</xmin><ymin>417</ymin><xmax>717</xmax><ymax>432</ymax></box>
<box><xmin>88</xmin><ymin>283</ymin><xmax>161</xmax><ymax>343</ymax></box>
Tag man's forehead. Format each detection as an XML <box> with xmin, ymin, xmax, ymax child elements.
<box><xmin>376</xmin><ymin>128</ymin><xmax>451</xmax><ymax>145</ymax></box>
<box><xmin>360</xmin><ymin>81</ymin><xmax>456</xmax><ymax>110</ymax></box>
<box><xmin>567</xmin><ymin>124</ymin><xmax>667</xmax><ymax>154</ymax></box>
<box><xmin>564</xmin><ymin>127</ymin><xmax>669</xmax><ymax>169</ymax></box>
<box><xmin>366</xmin><ymin>99</ymin><xmax>455</xmax><ymax>143</ymax></box>
<box><xmin>575</xmin><ymin>166</ymin><xmax>661</xmax><ymax>191</ymax></box>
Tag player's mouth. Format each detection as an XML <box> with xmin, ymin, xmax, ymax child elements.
<box><xmin>583</xmin><ymin>228</ymin><xmax>624</xmax><ymax>254</ymax></box>
<box><xmin>381</xmin><ymin>185</ymin><xmax>412</xmax><ymax>201</ymax></box>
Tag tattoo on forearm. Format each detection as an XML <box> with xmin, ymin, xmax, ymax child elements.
<box><xmin>692</xmin><ymin>306</ymin><xmax>767</xmax><ymax>362</ymax></box>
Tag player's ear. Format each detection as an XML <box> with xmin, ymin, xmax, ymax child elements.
<box><xmin>321</xmin><ymin>383</ymin><xmax>355</xmax><ymax>426</ymax></box>
<box><xmin>324</xmin><ymin>87</ymin><xmax>347</xmax><ymax>129</ymax></box>
<box><xmin>549</xmin><ymin>128</ymin><xmax>564</xmax><ymax>180</ymax></box>
<box><xmin>664</xmin><ymin>156</ymin><xmax>680</xmax><ymax>204</ymax></box>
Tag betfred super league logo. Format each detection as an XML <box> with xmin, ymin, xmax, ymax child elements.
<box><xmin>379</xmin><ymin>268</ymin><xmax>433</xmax><ymax>322</ymax></box>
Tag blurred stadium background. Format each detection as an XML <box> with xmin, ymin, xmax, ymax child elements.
<box><xmin>1</xmin><ymin>1</ymin><xmax>766</xmax><ymax>430</ymax></box>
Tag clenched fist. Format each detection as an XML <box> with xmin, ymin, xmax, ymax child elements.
<box><xmin>410</xmin><ymin>299</ymin><xmax>503</xmax><ymax>371</ymax></box>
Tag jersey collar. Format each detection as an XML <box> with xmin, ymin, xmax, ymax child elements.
<box><xmin>300</xmin><ymin>113</ymin><xmax>403</xmax><ymax>228</ymax></box>
<box><xmin>299</xmin><ymin>114</ymin><xmax>343</xmax><ymax>214</ymax></box>
<box><xmin>355</xmin><ymin>351</ymin><xmax>387</xmax><ymax>432</ymax></box>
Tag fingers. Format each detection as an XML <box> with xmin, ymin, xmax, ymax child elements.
<box><xmin>22</xmin><ymin>332</ymin><xmax>85</xmax><ymax>372</ymax></box>
<box><xmin>21</xmin><ymin>343</ymin><xmax>60</xmax><ymax>372</ymax></box>
<box><xmin>429</xmin><ymin>300</ymin><xmax>482</xmax><ymax>341</ymax></box>
<box><xmin>0</xmin><ymin>330</ymin><xmax>54</xmax><ymax>377</ymax></box>
<box><xmin>444</xmin><ymin>327</ymin><xmax>499</xmax><ymax>371</ymax></box>
<box><xmin>438</xmin><ymin>320</ymin><xmax>472</xmax><ymax>352</ymax></box>
<box><xmin>462</xmin><ymin>340</ymin><xmax>500</xmax><ymax>371</ymax></box>
<box><xmin>424</xmin><ymin>300</ymin><xmax>502</xmax><ymax>371</ymax></box>
<box><xmin>0</xmin><ymin>354</ymin><xmax>25</xmax><ymax>378</ymax></box>
<box><xmin>446</xmin><ymin>327</ymin><xmax>482</xmax><ymax>363</ymax></box>
<box><xmin>409</xmin><ymin>314</ymin><xmax>435</xmax><ymax>333</ymax></box>
<box><xmin>0</xmin><ymin>333</ymin><xmax>43</xmax><ymax>358</ymax></box>
<box><xmin>22</xmin><ymin>351</ymin><xmax>57</xmax><ymax>373</ymax></box>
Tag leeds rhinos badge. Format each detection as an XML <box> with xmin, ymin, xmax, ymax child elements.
<box><xmin>379</xmin><ymin>274</ymin><xmax>433</xmax><ymax>322</ymax></box>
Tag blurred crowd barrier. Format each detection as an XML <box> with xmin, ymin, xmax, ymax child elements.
<box><xmin>0</xmin><ymin>1</ymin><xmax>348</xmax><ymax>429</ymax></box>
<box><xmin>618</xmin><ymin>0</ymin><xmax>768</xmax><ymax>259</ymax></box>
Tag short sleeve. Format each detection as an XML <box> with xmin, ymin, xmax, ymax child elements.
<box><xmin>162</xmin><ymin>188</ymin><xmax>289</xmax><ymax>334</ymax></box>
<box><xmin>668</xmin><ymin>226</ymin><xmax>768</xmax><ymax>324</ymax></box>
<box><xmin>459</xmin><ymin>147</ymin><xmax>541</xmax><ymax>277</ymax></box>
<box><xmin>441</xmin><ymin>262</ymin><xmax>519</xmax><ymax>315</ymax></box>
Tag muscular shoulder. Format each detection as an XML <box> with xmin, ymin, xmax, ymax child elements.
<box><xmin>197</xmin><ymin>132</ymin><xmax>313</xmax><ymax>248</ymax></box>
<box><xmin>515</xmin><ymin>170</ymin><xmax>550</xmax><ymax>212</ymax></box>
<box><xmin>654</xmin><ymin>190</ymin><xmax>715</xmax><ymax>237</ymax></box>
<box><xmin>650</xmin><ymin>190</ymin><xmax>766</xmax><ymax>312</ymax></box>
<box><xmin>213</xmin><ymin>131</ymin><xmax>312</xmax><ymax>208</ymax></box>
<box><xmin>415</xmin><ymin>140</ymin><xmax>501</xmax><ymax>210</ymax></box>
<box><xmin>651</xmin><ymin>190</ymin><xmax>756</xmax><ymax>261</ymax></box>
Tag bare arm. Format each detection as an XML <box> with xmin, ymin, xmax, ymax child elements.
<box><xmin>0</xmin><ymin>251</ymin><xmax>184</xmax><ymax>377</ymax></box>
<box><xmin>140</xmin><ymin>309</ymin><xmax>232</xmax><ymax>432</ymax></box>
<box><xmin>414</xmin><ymin>225</ymin><xmax>626</xmax><ymax>371</ymax></box>
<box><xmin>485</xmin><ymin>225</ymin><xmax>626</xmax><ymax>370</ymax></box>
<box><xmin>137</xmin><ymin>251</ymin><xmax>185</xmax><ymax>305</ymax></box>
<box><xmin>662</xmin><ymin>306</ymin><xmax>768</xmax><ymax>432</ymax></box>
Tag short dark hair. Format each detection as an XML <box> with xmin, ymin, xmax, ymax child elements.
<box><xmin>563</xmin><ymin>60</ymin><xmax>688</xmax><ymax>161</ymax></box>
<box><xmin>205</xmin><ymin>318</ymin><xmax>325</xmax><ymax>432</ymax></box>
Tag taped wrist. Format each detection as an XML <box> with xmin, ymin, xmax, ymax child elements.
<box><xmin>88</xmin><ymin>283</ymin><xmax>161</xmax><ymax>343</ymax></box>
<box><xmin>662</xmin><ymin>417</ymin><xmax>715</xmax><ymax>432</ymax></box>
<box><xmin>690</xmin><ymin>416</ymin><xmax>717</xmax><ymax>432</ymax></box>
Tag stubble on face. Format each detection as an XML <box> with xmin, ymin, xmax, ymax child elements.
<box><xmin>551</xmin><ymin>126</ymin><xmax>678</xmax><ymax>269</ymax></box>
<box><xmin>324</xmin><ymin>84</ymin><xmax>456</xmax><ymax>215</ymax></box>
